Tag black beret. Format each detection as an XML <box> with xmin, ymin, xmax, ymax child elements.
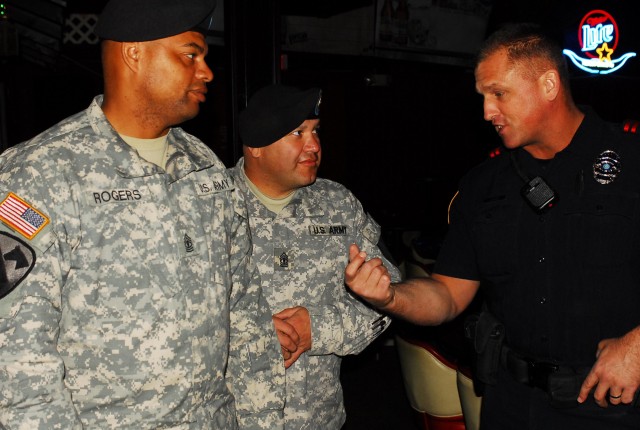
<box><xmin>239</xmin><ymin>84</ymin><xmax>322</xmax><ymax>148</ymax></box>
<box><xmin>95</xmin><ymin>0</ymin><xmax>217</xmax><ymax>42</ymax></box>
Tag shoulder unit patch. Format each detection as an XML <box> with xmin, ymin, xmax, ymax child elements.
<box><xmin>0</xmin><ymin>232</ymin><xmax>36</xmax><ymax>299</ymax></box>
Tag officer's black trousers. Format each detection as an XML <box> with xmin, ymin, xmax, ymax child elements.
<box><xmin>480</xmin><ymin>367</ymin><xmax>640</xmax><ymax>429</ymax></box>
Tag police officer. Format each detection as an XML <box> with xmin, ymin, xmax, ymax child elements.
<box><xmin>228</xmin><ymin>84</ymin><xmax>401</xmax><ymax>429</ymax></box>
<box><xmin>0</xmin><ymin>1</ymin><xmax>284</xmax><ymax>428</ymax></box>
<box><xmin>345</xmin><ymin>23</ymin><xmax>640</xmax><ymax>429</ymax></box>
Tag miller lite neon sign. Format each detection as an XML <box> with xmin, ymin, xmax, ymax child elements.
<box><xmin>563</xmin><ymin>9</ymin><xmax>636</xmax><ymax>75</ymax></box>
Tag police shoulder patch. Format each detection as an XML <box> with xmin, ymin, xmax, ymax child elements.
<box><xmin>0</xmin><ymin>232</ymin><xmax>36</xmax><ymax>300</ymax></box>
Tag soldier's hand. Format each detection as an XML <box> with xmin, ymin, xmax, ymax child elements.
<box><xmin>274</xmin><ymin>306</ymin><xmax>311</xmax><ymax>368</ymax></box>
<box><xmin>272</xmin><ymin>316</ymin><xmax>300</xmax><ymax>365</ymax></box>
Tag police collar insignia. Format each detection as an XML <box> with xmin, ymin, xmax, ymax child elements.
<box><xmin>0</xmin><ymin>232</ymin><xmax>36</xmax><ymax>299</ymax></box>
<box><xmin>0</xmin><ymin>193</ymin><xmax>50</xmax><ymax>240</ymax></box>
<box><xmin>593</xmin><ymin>150</ymin><xmax>621</xmax><ymax>184</ymax></box>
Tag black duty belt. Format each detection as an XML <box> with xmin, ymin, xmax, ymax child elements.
<box><xmin>500</xmin><ymin>346</ymin><xmax>590</xmax><ymax>408</ymax></box>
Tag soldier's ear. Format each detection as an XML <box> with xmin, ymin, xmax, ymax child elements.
<box><xmin>246</xmin><ymin>146</ymin><xmax>262</xmax><ymax>159</ymax></box>
<box><xmin>122</xmin><ymin>42</ymin><xmax>141</xmax><ymax>71</ymax></box>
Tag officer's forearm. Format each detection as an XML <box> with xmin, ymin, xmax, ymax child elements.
<box><xmin>383</xmin><ymin>278</ymin><xmax>453</xmax><ymax>325</ymax></box>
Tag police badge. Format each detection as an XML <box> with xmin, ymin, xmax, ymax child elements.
<box><xmin>593</xmin><ymin>150</ymin><xmax>621</xmax><ymax>185</ymax></box>
<box><xmin>0</xmin><ymin>232</ymin><xmax>36</xmax><ymax>299</ymax></box>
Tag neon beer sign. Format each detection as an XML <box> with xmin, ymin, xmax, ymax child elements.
<box><xmin>563</xmin><ymin>9</ymin><xmax>636</xmax><ymax>75</ymax></box>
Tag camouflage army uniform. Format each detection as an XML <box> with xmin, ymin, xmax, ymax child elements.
<box><xmin>0</xmin><ymin>96</ymin><xmax>284</xmax><ymax>430</ymax></box>
<box><xmin>229</xmin><ymin>158</ymin><xmax>401</xmax><ymax>430</ymax></box>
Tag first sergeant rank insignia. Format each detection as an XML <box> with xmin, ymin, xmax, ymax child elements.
<box><xmin>274</xmin><ymin>248</ymin><xmax>293</xmax><ymax>271</ymax></box>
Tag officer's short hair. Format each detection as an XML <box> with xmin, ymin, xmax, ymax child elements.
<box><xmin>477</xmin><ymin>23</ymin><xmax>571</xmax><ymax>89</ymax></box>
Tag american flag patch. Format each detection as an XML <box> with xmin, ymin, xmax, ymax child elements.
<box><xmin>0</xmin><ymin>193</ymin><xmax>49</xmax><ymax>239</ymax></box>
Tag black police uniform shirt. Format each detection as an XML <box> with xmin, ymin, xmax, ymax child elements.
<box><xmin>434</xmin><ymin>108</ymin><xmax>640</xmax><ymax>367</ymax></box>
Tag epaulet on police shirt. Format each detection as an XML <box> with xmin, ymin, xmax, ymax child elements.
<box><xmin>622</xmin><ymin>119</ymin><xmax>639</xmax><ymax>135</ymax></box>
<box><xmin>488</xmin><ymin>146</ymin><xmax>504</xmax><ymax>158</ymax></box>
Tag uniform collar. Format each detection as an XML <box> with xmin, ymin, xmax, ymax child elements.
<box><xmin>556</xmin><ymin>106</ymin><xmax>606</xmax><ymax>159</ymax></box>
<box><xmin>517</xmin><ymin>106</ymin><xmax>606</xmax><ymax>166</ymax></box>
<box><xmin>86</xmin><ymin>96</ymin><xmax>214</xmax><ymax>182</ymax></box>
<box><xmin>234</xmin><ymin>157</ymin><xmax>325</xmax><ymax>218</ymax></box>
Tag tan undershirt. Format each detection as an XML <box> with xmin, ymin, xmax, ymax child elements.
<box><xmin>121</xmin><ymin>134</ymin><xmax>169</xmax><ymax>169</ymax></box>
<box><xmin>242</xmin><ymin>168</ymin><xmax>294</xmax><ymax>214</ymax></box>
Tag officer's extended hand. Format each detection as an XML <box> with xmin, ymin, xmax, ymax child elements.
<box><xmin>344</xmin><ymin>243</ymin><xmax>394</xmax><ymax>310</ymax></box>
<box><xmin>578</xmin><ymin>328</ymin><xmax>640</xmax><ymax>407</ymax></box>
<box><xmin>273</xmin><ymin>306</ymin><xmax>311</xmax><ymax>368</ymax></box>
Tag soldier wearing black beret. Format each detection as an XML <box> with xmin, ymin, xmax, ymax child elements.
<box><xmin>0</xmin><ymin>1</ymin><xmax>286</xmax><ymax>429</ymax></box>
<box><xmin>228</xmin><ymin>84</ymin><xmax>401</xmax><ymax>429</ymax></box>
<box><xmin>96</xmin><ymin>0</ymin><xmax>218</xmax><ymax>137</ymax></box>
